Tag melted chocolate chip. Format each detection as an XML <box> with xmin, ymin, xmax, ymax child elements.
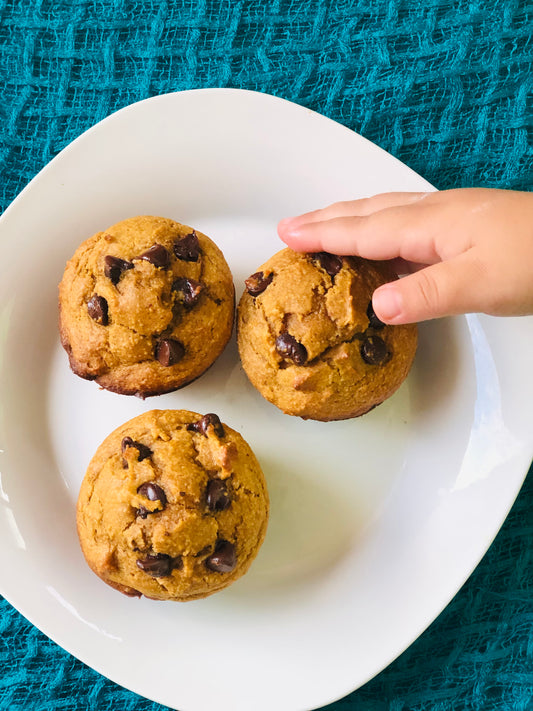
<box><xmin>206</xmin><ymin>479</ymin><xmax>231</xmax><ymax>511</ymax></box>
<box><xmin>173</xmin><ymin>231</ymin><xmax>200</xmax><ymax>261</ymax></box>
<box><xmin>245</xmin><ymin>271</ymin><xmax>273</xmax><ymax>296</ymax></box>
<box><xmin>366</xmin><ymin>301</ymin><xmax>385</xmax><ymax>330</ymax></box>
<box><xmin>87</xmin><ymin>295</ymin><xmax>108</xmax><ymax>325</ymax></box>
<box><xmin>187</xmin><ymin>413</ymin><xmax>225</xmax><ymax>438</ymax></box>
<box><xmin>137</xmin><ymin>243</ymin><xmax>170</xmax><ymax>268</ymax></box>
<box><xmin>155</xmin><ymin>338</ymin><xmax>185</xmax><ymax>366</ymax></box>
<box><xmin>312</xmin><ymin>252</ymin><xmax>343</xmax><ymax>277</ymax></box>
<box><xmin>136</xmin><ymin>482</ymin><xmax>167</xmax><ymax>518</ymax></box>
<box><xmin>137</xmin><ymin>481</ymin><xmax>167</xmax><ymax>503</ymax></box>
<box><xmin>172</xmin><ymin>277</ymin><xmax>203</xmax><ymax>307</ymax></box>
<box><xmin>136</xmin><ymin>553</ymin><xmax>182</xmax><ymax>577</ymax></box>
<box><xmin>205</xmin><ymin>540</ymin><xmax>236</xmax><ymax>573</ymax></box>
<box><xmin>360</xmin><ymin>336</ymin><xmax>390</xmax><ymax>365</ymax></box>
<box><xmin>104</xmin><ymin>255</ymin><xmax>133</xmax><ymax>285</ymax></box>
<box><xmin>121</xmin><ymin>437</ymin><xmax>152</xmax><ymax>468</ymax></box>
<box><xmin>275</xmin><ymin>332</ymin><xmax>307</xmax><ymax>365</ymax></box>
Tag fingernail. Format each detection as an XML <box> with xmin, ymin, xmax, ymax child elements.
<box><xmin>373</xmin><ymin>285</ymin><xmax>402</xmax><ymax>322</ymax></box>
<box><xmin>278</xmin><ymin>222</ymin><xmax>302</xmax><ymax>239</ymax></box>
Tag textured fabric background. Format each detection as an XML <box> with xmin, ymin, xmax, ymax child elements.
<box><xmin>0</xmin><ymin>1</ymin><xmax>532</xmax><ymax>709</ymax></box>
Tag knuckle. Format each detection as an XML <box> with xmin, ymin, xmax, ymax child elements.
<box><xmin>414</xmin><ymin>269</ymin><xmax>441</xmax><ymax>314</ymax></box>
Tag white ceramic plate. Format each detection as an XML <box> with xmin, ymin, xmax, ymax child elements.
<box><xmin>0</xmin><ymin>89</ymin><xmax>532</xmax><ymax>711</ymax></box>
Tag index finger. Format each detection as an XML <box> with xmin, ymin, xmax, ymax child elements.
<box><xmin>279</xmin><ymin>202</ymin><xmax>442</xmax><ymax>265</ymax></box>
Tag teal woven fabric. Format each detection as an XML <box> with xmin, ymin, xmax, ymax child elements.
<box><xmin>1</xmin><ymin>1</ymin><xmax>532</xmax><ymax>709</ymax></box>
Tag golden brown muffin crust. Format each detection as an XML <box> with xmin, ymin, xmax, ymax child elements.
<box><xmin>238</xmin><ymin>249</ymin><xmax>417</xmax><ymax>421</ymax></box>
<box><xmin>59</xmin><ymin>216</ymin><xmax>235</xmax><ymax>396</ymax></box>
<box><xmin>77</xmin><ymin>409</ymin><xmax>269</xmax><ymax>601</ymax></box>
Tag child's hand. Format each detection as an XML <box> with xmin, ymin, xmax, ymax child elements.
<box><xmin>277</xmin><ymin>188</ymin><xmax>533</xmax><ymax>324</ymax></box>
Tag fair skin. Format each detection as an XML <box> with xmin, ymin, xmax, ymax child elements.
<box><xmin>277</xmin><ymin>188</ymin><xmax>533</xmax><ymax>324</ymax></box>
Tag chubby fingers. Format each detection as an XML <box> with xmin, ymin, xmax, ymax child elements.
<box><xmin>372</xmin><ymin>251</ymin><xmax>488</xmax><ymax>324</ymax></box>
<box><xmin>279</xmin><ymin>201</ymin><xmax>442</xmax><ymax>265</ymax></box>
<box><xmin>278</xmin><ymin>191</ymin><xmax>430</xmax><ymax>232</ymax></box>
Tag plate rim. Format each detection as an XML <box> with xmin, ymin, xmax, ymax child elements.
<box><xmin>0</xmin><ymin>87</ymin><xmax>532</xmax><ymax>711</ymax></box>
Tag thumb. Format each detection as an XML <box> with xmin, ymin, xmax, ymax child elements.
<box><xmin>372</xmin><ymin>253</ymin><xmax>487</xmax><ymax>324</ymax></box>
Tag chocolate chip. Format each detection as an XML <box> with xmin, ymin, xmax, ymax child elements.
<box><xmin>360</xmin><ymin>335</ymin><xmax>390</xmax><ymax>365</ymax></box>
<box><xmin>173</xmin><ymin>231</ymin><xmax>200</xmax><ymax>261</ymax></box>
<box><xmin>312</xmin><ymin>252</ymin><xmax>343</xmax><ymax>277</ymax></box>
<box><xmin>155</xmin><ymin>338</ymin><xmax>185</xmax><ymax>366</ymax></box>
<box><xmin>172</xmin><ymin>277</ymin><xmax>203</xmax><ymax>307</ymax></box>
<box><xmin>187</xmin><ymin>413</ymin><xmax>225</xmax><ymax>438</ymax></box>
<box><xmin>205</xmin><ymin>540</ymin><xmax>236</xmax><ymax>573</ymax></box>
<box><xmin>275</xmin><ymin>332</ymin><xmax>307</xmax><ymax>365</ymax></box>
<box><xmin>366</xmin><ymin>301</ymin><xmax>385</xmax><ymax>330</ymax></box>
<box><xmin>87</xmin><ymin>295</ymin><xmax>108</xmax><ymax>325</ymax></box>
<box><xmin>137</xmin><ymin>481</ymin><xmax>167</xmax><ymax>503</ymax></box>
<box><xmin>104</xmin><ymin>255</ymin><xmax>133</xmax><ymax>285</ymax></box>
<box><xmin>136</xmin><ymin>243</ymin><xmax>170</xmax><ymax>268</ymax></box>
<box><xmin>136</xmin><ymin>553</ymin><xmax>171</xmax><ymax>576</ymax></box>
<box><xmin>121</xmin><ymin>436</ymin><xmax>135</xmax><ymax>451</ymax></box>
<box><xmin>136</xmin><ymin>482</ymin><xmax>167</xmax><ymax>518</ymax></box>
<box><xmin>121</xmin><ymin>437</ymin><xmax>152</xmax><ymax>468</ymax></box>
<box><xmin>121</xmin><ymin>437</ymin><xmax>152</xmax><ymax>460</ymax></box>
<box><xmin>136</xmin><ymin>553</ymin><xmax>182</xmax><ymax>577</ymax></box>
<box><xmin>245</xmin><ymin>271</ymin><xmax>273</xmax><ymax>296</ymax></box>
<box><xmin>206</xmin><ymin>479</ymin><xmax>231</xmax><ymax>511</ymax></box>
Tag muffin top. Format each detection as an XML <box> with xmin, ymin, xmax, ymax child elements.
<box><xmin>59</xmin><ymin>216</ymin><xmax>234</xmax><ymax>396</ymax></box>
<box><xmin>77</xmin><ymin>409</ymin><xmax>269</xmax><ymax>601</ymax></box>
<box><xmin>238</xmin><ymin>249</ymin><xmax>417</xmax><ymax>421</ymax></box>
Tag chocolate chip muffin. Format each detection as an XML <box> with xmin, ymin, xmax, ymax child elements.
<box><xmin>59</xmin><ymin>216</ymin><xmax>234</xmax><ymax>397</ymax></box>
<box><xmin>77</xmin><ymin>409</ymin><xmax>269</xmax><ymax>601</ymax></box>
<box><xmin>237</xmin><ymin>249</ymin><xmax>417</xmax><ymax>421</ymax></box>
